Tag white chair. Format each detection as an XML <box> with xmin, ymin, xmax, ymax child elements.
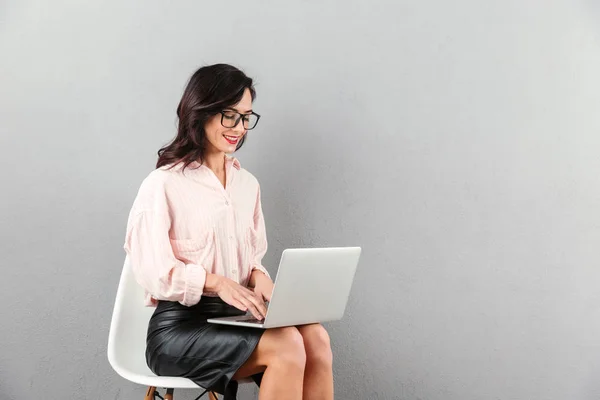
<box><xmin>108</xmin><ymin>256</ymin><xmax>249</xmax><ymax>400</ymax></box>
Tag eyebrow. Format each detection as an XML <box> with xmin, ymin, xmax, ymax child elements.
<box><xmin>225</xmin><ymin>107</ymin><xmax>253</xmax><ymax>114</ymax></box>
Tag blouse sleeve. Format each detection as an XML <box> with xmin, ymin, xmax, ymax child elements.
<box><xmin>249</xmin><ymin>184</ymin><xmax>271</xmax><ymax>279</ymax></box>
<box><xmin>123</xmin><ymin>179</ymin><xmax>206</xmax><ymax>306</ymax></box>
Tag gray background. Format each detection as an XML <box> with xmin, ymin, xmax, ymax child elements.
<box><xmin>1</xmin><ymin>0</ymin><xmax>600</xmax><ymax>399</ymax></box>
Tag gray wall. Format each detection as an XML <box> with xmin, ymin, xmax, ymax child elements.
<box><xmin>1</xmin><ymin>0</ymin><xmax>600</xmax><ymax>399</ymax></box>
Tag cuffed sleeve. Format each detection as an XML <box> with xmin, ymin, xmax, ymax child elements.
<box><xmin>124</xmin><ymin>195</ymin><xmax>207</xmax><ymax>307</ymax></box>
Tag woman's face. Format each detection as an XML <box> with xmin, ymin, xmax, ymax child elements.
<box><xmin>204</xmin><ymin>88</ymin><xmax>253</xmax><ymax>155</ymax></box>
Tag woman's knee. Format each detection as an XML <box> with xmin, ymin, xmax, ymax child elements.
<box><xmin>268</xmin><ymin>327</ymin><xmax>306</xmax><ymax>370</ymax></box>
<box><xmin>298</xmin><ymin>324</ymin><xmax>333</xmax><ymax>367</ymax></box>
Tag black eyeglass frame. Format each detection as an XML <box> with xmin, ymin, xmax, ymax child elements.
<box><xmin>218</xmin><ymin>110</ymin><xmax>261</xmax><ymax>130</ymax></box>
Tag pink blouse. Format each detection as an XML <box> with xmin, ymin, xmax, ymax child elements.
<box><xmin>123</xmin><ymin>155</ymin><xmax>271</xmax><ymax>307</ymax></box>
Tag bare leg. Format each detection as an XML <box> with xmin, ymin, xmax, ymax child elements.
<box><xmin>297</xmin><ymin>324</ymin><xmax>334</xmax><ymax>400</ymax></box>
<box><xmin>234</xmin><ymin>327</ymin><xmax>306</xmax><ymax>400</ymax></box>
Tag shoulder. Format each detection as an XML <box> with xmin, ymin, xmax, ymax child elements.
<box><xmin>235</xmin><ymin>167</ymin><xmax>263</xmax><ymax>205</ymax></box>
<box><xmin>132</xmin><ymin>164</ymin><xmax>187</xmax><ymax>211</ymax></box>
<box><xmin>227</xmin><ymin>155</ymin><xmax>260</xmax><ymax>188</ymax></box>
<box><xmin>138</xmin><ymin>166</ymin><xmax>175</xmax><ymax>193</ymax></box>
<box><xmin>237</xmin><ymin>166</ymin><xmax>260</xmax><ymax>187</ymax></box>
<box><xmin>143</xmin><ymin>161</ymin><xmax>198</xmax><ymax>187</ymax></box>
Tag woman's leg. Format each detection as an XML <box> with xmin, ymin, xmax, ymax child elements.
<box><xmin>234</xmin><ymin>327</ymin><xmax>306</xmax><ymax>400</ymax></box>
<box><xmin>297</xmin><ymin>324</ymin><xmax>334</xmax><ymax>400</ymax></box>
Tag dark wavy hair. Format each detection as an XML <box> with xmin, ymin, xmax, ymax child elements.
<box><xmin>156</xmin><ymin>64</ymin><xmax>256</xmax><ymax>171</ymax></box>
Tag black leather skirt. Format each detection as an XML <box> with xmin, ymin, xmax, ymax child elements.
<box><xmin>146</xmin><ymin>297</ymin><xmax>265</xmax><ymax>399</ymax></box>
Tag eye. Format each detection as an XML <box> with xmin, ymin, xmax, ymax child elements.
<box><xmin>223</xmin><ymin>112</ymin><xmax>237</xmax><ymax>120</ymax></box>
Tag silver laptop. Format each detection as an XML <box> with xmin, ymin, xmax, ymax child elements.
<box><xmin>207</xmin><ymin>247</ymin><xmax>361</xmax><ymax>329</ymax></box>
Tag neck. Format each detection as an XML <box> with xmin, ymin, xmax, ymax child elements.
<box><xmin>203</xmin><ymin>150</ymin><xmax>227</xmax><ymax>173</ymax></box>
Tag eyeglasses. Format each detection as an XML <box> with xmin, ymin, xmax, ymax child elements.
<box><xmin>219</xmin><ymin>110</ymin><xmax>261</xmax><ymax>130</ymax></box>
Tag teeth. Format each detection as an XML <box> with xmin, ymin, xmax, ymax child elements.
<box><xmin>224</xmin><ymin>135</ymin><xmax>238</xmax><ymax>141</ymax></box>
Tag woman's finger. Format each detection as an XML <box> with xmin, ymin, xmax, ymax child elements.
<box><xmin>261</xmin><ymin>289</ymin><xmax>272</xmax><ymax>302</ymax></box>
<box><xmin>231</xmin><ymin>291</ymin><xmax>262</xmax><ymax>319</ymax></box>
<box><xmin>229</xmin><ymin>298</ymin><xmax>248</xmax><ymax>313</ymax></box>
<box><xmin>236</xmin><ymin>290</ymin><xmax>265</xmax><ymax>319</ymax></box>
<box><xmin>239</xmin><ymin>285</ymin><xmax>257</xmax><ymax>297</ymax></box>
<box><xmin>241</xmin><ymin>291</ymin><xmax>267</xmax><ymax>318</ymax></box>
<box><xmin>240</xmin><ymin>297</ymin><xmax>263</xmax><ymax>320</ymax></box>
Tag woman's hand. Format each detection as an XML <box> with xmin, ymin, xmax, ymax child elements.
<box><xmin>206</xmin><ymin>274</ymin><xmax>267</xmax><ymax>320</ymax></box>
<box><xmin>249</xmin><ymin>270</ymin><xmax>274</xmax><ymax>303</ymax></box>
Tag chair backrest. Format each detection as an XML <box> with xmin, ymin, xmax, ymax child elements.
<box><xmin>107</xmin><ymin>256</ymin><xmax>156</xmax><ymax>377</ymax></box>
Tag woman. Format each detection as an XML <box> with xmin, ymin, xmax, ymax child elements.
<box><xmin>124</xmin><ymin>64</ymin><xmax>333</xmax><ymax>400</ymax></box>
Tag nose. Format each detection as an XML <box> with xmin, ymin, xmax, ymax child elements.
<box><xmin>232</xmin><ymin>118</ymin><xmax>246</xmax><ymax>135</ymax></box>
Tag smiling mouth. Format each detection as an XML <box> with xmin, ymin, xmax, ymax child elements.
<box><xmin>223</xmin><ymin>134</ymin><xmax>240</xmax><ymax>144</ymax></box>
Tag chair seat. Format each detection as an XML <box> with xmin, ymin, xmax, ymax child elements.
<box><xmin>112</xmin><ymin>364</ymin><xmax>254</xmax><ymax>388</ymax></box>
<box><xmin>111</xmin><ymin>363</ymin><xmax>200</xmax><ymax>389</ymax></box>
<box><xmin>115</xmin><ymin>366</ymin><xmax>254</xmax><ymax>388</ymax></box>
<box><xmin>108</xmin><ymin>257</ymin><xmax>254</xmax><ymax>392</ymax></box>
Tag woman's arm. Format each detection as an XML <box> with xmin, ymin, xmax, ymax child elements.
<box><xmin>125</xmin><ymin>209</ymin><xmax>207</xmax><ymax>306</ymax></box>
<box><xmin>248</xmin><ymin>183</ymin><xmax>271</xmax><ymax>279</ymax></box>
<box><xmin>248</xmin><ymin>269</ymin><xmax>269</xmax><ymax>288</ymax></box>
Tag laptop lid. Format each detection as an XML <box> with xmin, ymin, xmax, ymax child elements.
<box><xmin>262</xmin><ymin>247</ymin><xmax>361</xmax><ymax>328</ymax></box>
